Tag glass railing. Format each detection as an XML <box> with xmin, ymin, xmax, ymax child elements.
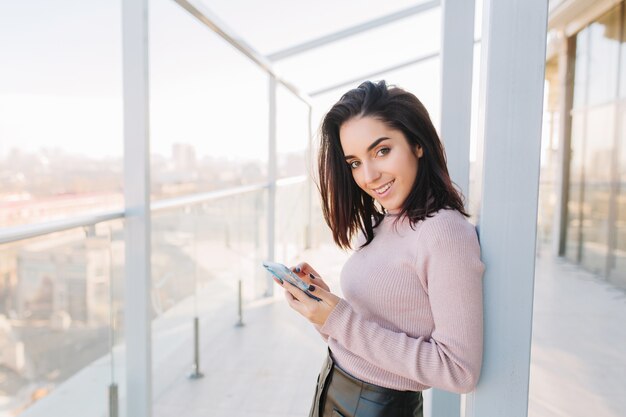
<box><xmin>0</xmin><ymin>177</ymin><xmax>313</xmax><ymax>416</ymax></box>
<box><xmin>0</xmin><ymin>217</ymin><xmax>126</xmax><ymax>416</ymax></box>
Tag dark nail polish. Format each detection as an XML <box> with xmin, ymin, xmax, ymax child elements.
<box><xmin>308</xmin><ymin>284</ymin><xmax>315</xmax><ymax>291</ymax></box>
<box><xmin>309</xmin><ymin>273</ymin><xmax>315</xmax><ymax>279</ymax></box>
<box><xmin>295</xmin><ymin>267</ymin><xmax>301</xmax><ymax>272</ymax></box>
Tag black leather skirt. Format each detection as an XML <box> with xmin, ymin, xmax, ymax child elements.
<box><xmin>309</xmin><ymin>349</ymin><xmax>423</xmax><ymax>417</ymax></box>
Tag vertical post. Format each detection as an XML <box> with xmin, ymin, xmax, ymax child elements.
<box><xmin>189</xmin><ymin>207</ymin><xmax>204</xmax><ymax>378</ymax></box>
<box><xmin>552</xmin><ymin>35</ymin><xmax>575</xmax><ymax>257</ymax></box>
<box><xmin>122</xmin><ymin>1</ymin><xmax>152</xmax><ymax>416</ymax></box>
<box><xmin>266</xmin><ymin>75</ymin><xmax>277</xmax><ymax>296</ymax></box>
<box><xmin>108</xmin><ymin>226</ymin><xmax>118</xmax><ymax>417</ymax></box>
<box><xmin>465</xmin><ymin>1</ymin><xmax>548</xmax><ymax>417</ymax></box>
<box><xmin>439</xmin><ymin>0</ymin><xmax>475</xmax><ymax>205</ymax></box>
<box><xmin>433</xmin><ymin>1</ymin><xmax>475</xmax><ymax>415</ymax></box>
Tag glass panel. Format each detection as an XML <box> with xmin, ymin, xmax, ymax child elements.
<box><xmin>580</xmin><ymin>105</ymin><xmax>614</xmax><ymax>275</ymax></box>
<box><xmin>587</xmin><ymin>6</ymin><xmax>620</xmax><ymax>106</ymax></box>
<box><xmin>0</xmin><ymin>219</ymin><xmax>125</xmax><ymax>415</ymax></box>
<box><xmin>149</xmin><ymin>0</ymin><xmax>269</xmax><ymax>201</ymax></box>
<box><xmin>151</xmin><ymin>190</ymin><xmax>268</xmax><ymax>404</ymax></box>
<box><xmin>565</xmin><ymin>111</ymin><xmax>585</xmax><ymax>263</ymax></box>
<box><xmin>0</xmin><ymin>2</ymin><xmax>124</xmax><ymax>228</ymax></box>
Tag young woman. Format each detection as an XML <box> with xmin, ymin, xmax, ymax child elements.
<box><xmin>275</xmin><ymin>80</ymin><xmax>484</xmax><ymax>417</ymax></box>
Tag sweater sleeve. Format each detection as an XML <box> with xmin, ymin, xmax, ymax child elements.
<box><xmin>319</xmin><ymin>215</ymin><xmax>484</xmax><ymax>393</ymax></box>
<box><xmin>313</xmin><ymin>323</ymin><xmax>330</xmax><ymax>342</ymax></box>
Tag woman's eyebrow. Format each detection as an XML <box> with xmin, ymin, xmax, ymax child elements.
<box><xmin>344</xmin><ymin>137</ymin><xmax>391</xmax><ymax>160</ymax></box>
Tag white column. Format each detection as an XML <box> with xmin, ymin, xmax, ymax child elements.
<box><xmin>465</xmin><ymin>0</ymin><xmax>548</xmax><ymax>416</ymax></box>
<box><xmin>266</xmin><ymin>75</ymin><xmax>277</xmax><ymax>295</ymax></box>
<box><xmin>122</xmin><ymin>1</ymin><xmax>152</xmax><ymax>416</ymax></box>
<box><xmin>439</xmin><ymin>0</ymin><xmax>475</xmax><ymax>204</ymax></box>
<box><xmin>432</xmin><ymin>1</ymin><xmax>475</xmax><ymax>415</ymax></box>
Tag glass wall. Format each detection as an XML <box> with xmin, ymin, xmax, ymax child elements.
<box><xmin>565</xmin><ymin>4</ymin><xmax>626</xmax><ymax>288</ymax></box>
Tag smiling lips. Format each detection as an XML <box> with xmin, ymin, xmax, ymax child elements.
<box><xmin>373</xmin><ymin>180</ymin><xmax>394</xmax><ymax>196</ymax></box>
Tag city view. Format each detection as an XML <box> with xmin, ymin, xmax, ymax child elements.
<box><xmin>0</xmin><ymin>143</ymin><xmax>309</xmax><ymax>415</ymax></box>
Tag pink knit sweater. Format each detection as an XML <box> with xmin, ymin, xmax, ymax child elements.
<box><xmin>318</xmin><ymin>208</ymin><xmax>484</xmax><ymax>393</ymax></box>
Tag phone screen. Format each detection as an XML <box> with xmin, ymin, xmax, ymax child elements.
<box><xmin>262</xmin><ymin>261</ymin><xmax>322</xmax><ymax>301</ymax></box>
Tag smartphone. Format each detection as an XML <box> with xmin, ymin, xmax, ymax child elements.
<box><xmin>262</xmin><ymin>261</ymin><xmax>322</xmax><ymax>302</ymax></box>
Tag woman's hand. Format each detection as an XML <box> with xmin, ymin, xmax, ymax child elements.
<box><xmin>275</xmin><ymin>265</ymin><xmax>340</xmax><ymax>327</ymax></box>
<box><xmin>290</xmin><ymin>262</ymin><xmax>331</xmax><ymax>292</ymax></box>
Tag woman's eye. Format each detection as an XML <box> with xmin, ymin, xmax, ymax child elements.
<box><xmin>377</xmin><ymin>147</ymin><xmax>390</xmax><ymax>157</ymax></box>
<box><xmin>349</xmin><ymin>161</ymin><xmax>360</xmax><ymax>169</ymax></box>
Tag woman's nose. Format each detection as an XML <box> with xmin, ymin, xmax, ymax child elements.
<box><xmin>362</xmin><ymin>162</ymin><xmax>381</xmax><ymax>184</ymax></box>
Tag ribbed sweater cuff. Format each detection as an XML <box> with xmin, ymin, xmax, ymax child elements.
<box><xmin>320</xmin><ymin>298</ymin><xmax>351</xmax><ymax>338</ymax></box>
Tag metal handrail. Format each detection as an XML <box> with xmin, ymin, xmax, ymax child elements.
<box><xmin>0</xmin><ymin>209</ymin><xmax>125</xmax><ymax>245</ymax></box>
<box><xmin>151</xmin><ymin>182</ymin><xmax>269</xmax><ymax>212</ymax></box>
<box><xmin>0</xmin><ymin>176</ymin><xmax>308</xmax><ymax>245</ymax></box>
<box><xmin>173</xmin><ymin>0</ymin><xmax>312</xmax><ymax>106</ymax></box>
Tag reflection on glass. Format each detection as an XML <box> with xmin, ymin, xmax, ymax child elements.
<box><xmin>565</xmin><ymin>112</ymin><xmax>585</xmax><ymax>263</ymax></box>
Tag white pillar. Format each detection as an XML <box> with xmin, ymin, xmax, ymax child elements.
<box><xmin>465</xmin><ymin>0</ymin><xmax>548</xmax><ymax>416</ymax></box>
<box><xmin>122</xmin><ymin>1</ymin><xmax>152</xmax><ymax>416</ymax></box>
<box><xmin>432</xmin><ymin>1</ymin><xmax>475</xmax><ymax>415</ymax></box>
<box><xmin>439</xmin><ymin>0</ymin><xmax>475</xmax><ymax>205</ymax></box>
<box><xmin>266</xmin><ymin>75</ymin><xmax>277</xmax><ymax>295</ymax></box>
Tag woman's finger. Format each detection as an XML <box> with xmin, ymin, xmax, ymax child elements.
<box><xmin>290</xmin><ymin>262</ymin><xmax>330</xmax><ymax>291</ymax></box>
<box><xmin>293</xmin><ymin>262</ymin><xmax>322</xmax><ymax>279</ymax></box>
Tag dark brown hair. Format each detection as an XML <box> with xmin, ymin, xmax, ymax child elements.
<box><xmin>318</xmin><ymin>80</ymin><xmax>468</xmax><ymax>250</ymax></box>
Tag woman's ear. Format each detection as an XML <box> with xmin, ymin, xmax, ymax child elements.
<box><xmin>415</xmin><ymin>145</ymin><xmax>424</xmax><ymax>159</ymax></box>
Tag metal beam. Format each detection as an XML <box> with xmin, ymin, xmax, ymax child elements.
<box><xmin>122</xmin><ymin>1</ymin><xmax>152</xmax><ymax>416</ymax></box>
<box><xmin>266</xmin><ymin>0</ymin><xmax>440</xmax><ymax>62</ymax></box>
<box><xmin>465</xmin><ymin>0</ymin><xmax>548</xmax><ymax>416</ymax></box>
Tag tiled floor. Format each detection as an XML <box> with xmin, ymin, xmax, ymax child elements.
<box><xmin>152</xmin><ymin>244</ymin><xmax>626</xmax><ymax>417</ymax></box>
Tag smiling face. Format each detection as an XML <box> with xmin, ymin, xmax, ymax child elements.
<box><xmin>339</xmin><ymin>116</ymin><xmax>423</xmax><ymax>214</ymax></box>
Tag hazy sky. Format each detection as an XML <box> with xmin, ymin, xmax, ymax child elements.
<box><xmin>0</xmin><ymin>0</ymin><xmax>450</xmax><ymax>161</ymax></box>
